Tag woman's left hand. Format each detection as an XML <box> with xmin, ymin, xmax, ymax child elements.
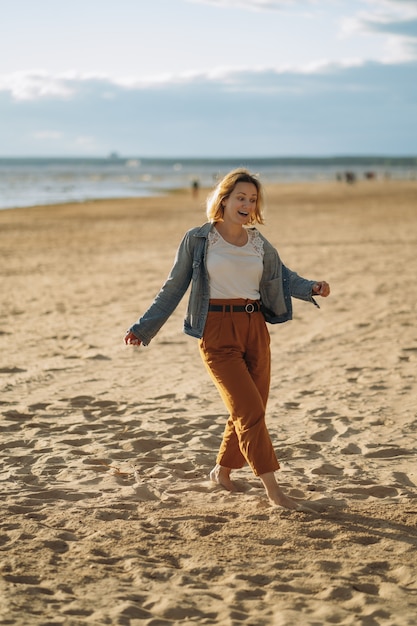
<box><xmin>124</xmin><ymin>330</ymin><xmax>142</xmax><ymax>346</ymax></box>
<box><xmin>312</xmin><ymin>281</ymin><xmax>330</xmax><ymax>297</ymax></box>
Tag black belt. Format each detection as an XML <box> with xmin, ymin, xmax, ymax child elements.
<box><xmin>208</xmin><ymin>302</ymin><xmax>261</xmax><ymax>314</ymax></box>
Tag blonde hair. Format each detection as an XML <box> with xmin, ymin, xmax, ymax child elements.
<box><xmin>206</xmin><ymin>168</ymin><xmax>265</xmax><ymax>225</ymax></box>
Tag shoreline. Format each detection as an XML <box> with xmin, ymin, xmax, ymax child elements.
<box><xmin>1</xmin><ymin>156</ymin><xmax>416</xmax><ymax>212</ymax></box>
<box><xmin>1</xmin><ymin>176</ymin><xmax>416</xmax><ymax>214</ymax></box>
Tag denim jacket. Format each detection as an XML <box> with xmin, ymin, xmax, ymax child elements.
<box><xmin>130</xmin><ymin>222</ymin><xmax>318</xmax><ymax>345</ymax></box>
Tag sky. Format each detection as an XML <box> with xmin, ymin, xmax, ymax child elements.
<box><xmin>1</xmin><ymin>0</ymin><xmax>416</xmax><ymax>157</ymax></box>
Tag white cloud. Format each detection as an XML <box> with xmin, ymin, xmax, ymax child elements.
<box><xmin>32</xmin><ymin>130</ymin><xmax>63</xmax><ymax>140</ymax></box>
<box><xmin>188</xmin><ymin>0</ymin><xmax>417</xmax><ymax>62</ymax></box>
<box><xmin>1</xmin><ymin>60</ymin><xmax>415</xmax><ymax>156</ymax></box>
<box><xmin>0</xmin><ymin>72</ymin><xmax>76</xmax><ymax>101</ymax></box>
<box><xmin>0</xmin><ymin>60</ymin><xmax>372</xmax><ymax>102</ymax></box>
<box><xmin>75</xmin><ymin>136</ymin><xmax>96</xmax><ymax>146</ymax></box>
<box><xmin>341</xmin><ymin>0</ymin><xmax>417</xmax><ymax>61</ymax></box>
<box><xmin>187</xmin><ymin>0</ymin><xmax>298</xmax><ymax>9</ymax></box>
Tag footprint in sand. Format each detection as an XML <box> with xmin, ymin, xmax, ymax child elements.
<box><xmin>68</xmin><ymin>395</ymin><xmax>96</xmax><ymax>407</ymax></box>
<box><xmin>351</xmin><ymin>534</ymin><xmax>381</xmax><ymax>545</ymax></box>
<box><xmin>366</xmin><ymin>486</ymin><xmax>398</xmax><ymax>498</ymax></box>
<box><xmin>340</xmin><ymin>443</ymin><xmax>362</xmax><ymax>454</ymax></box>
<box><xmin>3</xmin><ymin>409</ymin><xmax>35</xmax><ymax>420</ymax></box>
<box><xmin>391</xmin><ymin>471</ymin><xmax>416</xmax><ymax>488</ymax></box>
<box><xmin>310</xmin><ymin>426</ymin><xmax>337</xmax><ymax>442</ymax></box>
<box><xmin>311</xmin><ymin>463</ymin><xmax>344</xmax><ymax>476</ymax></box>
<box><xmin>334</xmin><ymin>485</ymin><xmax>398</xmax><ymax>499</ymax></box>
<box><xmin>43</xmin><ymin>539</ymin><xmax>70</xmax><ymax>554</ymax></box>
<box><xmin>132</xmin><ymin>483</ymin><xmax>161</xmax><ymax>502</ymax></box>
<box><xmin>401</xmin><ymin>347</ymin><xmax>417</xmax><ymax>359</ymax></box>
<box><xmin>294</xmin><ymin>443</ymin><xmax>321</xmax><ymax>452</ymax></box>
<box><xmin>364</xmin><ymin>446</ymin><xmax>413</xmax><ymax>458</ymax></box>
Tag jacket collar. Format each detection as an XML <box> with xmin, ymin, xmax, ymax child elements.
<box><xmin>193</xmin><ymin>222</ymin><xmax>262</xmax><ymax>238</ymax></box>
<box><xmin>193</xmin><ymin>222</ymin><xmax>213</xmax><ymax>238</ymax></box>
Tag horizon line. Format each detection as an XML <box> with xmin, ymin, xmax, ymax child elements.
<box><xmin>1</xmin><ymin>154</ymin><xmax>416</xmax><ymax>161</ymax></box>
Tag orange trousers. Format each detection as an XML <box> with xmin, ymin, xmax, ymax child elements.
<box><xmin>199</xmin><ymin>299</ymin><xmax>280</xmax><ymax>476</ymax></box>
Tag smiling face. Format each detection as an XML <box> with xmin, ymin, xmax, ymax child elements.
<box><xmin>222</xmin><ymin>182</ymin><xmax>258</xmax><ymax>227</ymax></box>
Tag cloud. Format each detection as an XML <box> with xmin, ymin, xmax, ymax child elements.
<box><xmin>186</xmin><ymin>0</ymin><xmax>300</xmax><ymax>10</ymax></box>
<box><xmin>341</xmin><ymin>0</ymin><xmax>417</xmax><ymax>60</ymax></box>
<box><xmin>0</xmin><ymin>59</ymin><xmax>380</xmax><ymax>102</ymax></box>
<box><xmin>0</xmin><ymin>72</ymin><xmax>76</xmax><ymax>101</ymax></box>
<box><xmin>188</xmin><ymin>0</ymin><xmax>417</xmax><ymax>61</ymax></box>
<box><xmin>364</xmin><ymin>17</ymin><xmax>417</xmax><ymax>38</ymax></box>
<box><xmin>1</xmin><ymin>61</ymin><xmax>416</xmax><ymax>156</ymax></box>
<box><xmin>188</xmin><ymin>0</ymin><xmax>417</xmax><ymax>25</ymax></box>
<box><xmin>357</xmin><ymin>0</ymin><xmax>417</xmax><ymax>35</ymax></box>
<box><xmin>75</xmin><ymin>136</ymin><xmax>97</xmax><ymax>147</ymax></box>
<box><xmin>32</xmin><ymin>130</ymin><xmax>63</xmax><ymax>140</ymax></box>
<box><xmin>365</xmin><ymin>14</ymin><xmax>417</xmax><ymax>61</ymax></box>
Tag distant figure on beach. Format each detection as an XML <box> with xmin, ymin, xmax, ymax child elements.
<box><xmin>191</xmin><ymin>179</ymin><xmax>200</xmax><ymax>198</ymax></box>
<box><xmin>125</xmin><ymin>169</ymin><xmax>330</xmax><ymax>511</ymax></box>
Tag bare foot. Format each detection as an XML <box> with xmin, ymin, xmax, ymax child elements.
<box><xmin>209</xmin><ymin>464</ymin><xmax>237</xmax><ymax>492</ymax></box>
<box><xmin>268</xmin><ymin>491</ymin><xmax>318</xmax><ymax>514</ymax></box>
<box><xmin>259</xmin><ymin>471</ymin><xmax>318</xmax><ymax>514</ymax></box>
<box><xmin>267</xmin><ymin>489</ymin><xmax>301</xmax><ymax>510</ymax></box>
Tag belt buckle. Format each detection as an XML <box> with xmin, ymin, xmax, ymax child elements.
<box><xmin>245</xmin><ymin>303</ymin><xmax>255</xmax><ymax>313</ymax></box>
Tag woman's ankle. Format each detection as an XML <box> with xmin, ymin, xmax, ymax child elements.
<box><xmin>210</xmin><ymin>465</ymin><xmax>237</xmax><ymax>492</ymax></box>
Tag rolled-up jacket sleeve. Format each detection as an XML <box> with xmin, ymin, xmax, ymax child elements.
<box><xmin>287</xmin><ymin>268</ymin><xmax>319</xmax><ymax>307</ymax></box>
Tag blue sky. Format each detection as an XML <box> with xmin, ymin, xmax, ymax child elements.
<box><xmin>1</xmin><ymin>0</ymin><xmax>416</xmax><ymax>157</ymax></box>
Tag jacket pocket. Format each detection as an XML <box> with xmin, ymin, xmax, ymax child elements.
<box><xmin>261</xmin><ymin>277</ymin><xmax>287</xmax><ymax>316</ymax></box>
<box><xmin>192</xmin><ymin>259</ymin><xmax>201</xmax><ymax>281</ymax></box>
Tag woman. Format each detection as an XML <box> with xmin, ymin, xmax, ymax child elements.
<box><xmin>125</xmin><ymin>169</ymin><xmax>330</xmax><ymax>511</ymax></box>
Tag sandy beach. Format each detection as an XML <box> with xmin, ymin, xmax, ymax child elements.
<box><xmin>1</xmin><ymin>180</ymin><xmax>417</xmax><ymax>625</ymax></box>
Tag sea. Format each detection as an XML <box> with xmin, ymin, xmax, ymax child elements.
<box><xmin>1</xmin><ymin>156</ymin><xmax>416</xmax><ymax>210</ymax></box>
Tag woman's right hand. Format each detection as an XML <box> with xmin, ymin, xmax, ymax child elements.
<box><xmin>124</xmin><ymin>331</ymin><xmax>142</xmax><ymax>346</ymax></box>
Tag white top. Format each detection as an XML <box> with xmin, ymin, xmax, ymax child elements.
<box><xmin>207</xmin><ymin>228</ymin><xmax>264</xmax><ymax>299</ymax></box>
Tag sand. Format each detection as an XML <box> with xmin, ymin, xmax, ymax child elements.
<box><xmin>1</xmin><ymin>180</ymin><xmax>417</xmax><ymax>625</ymax></box>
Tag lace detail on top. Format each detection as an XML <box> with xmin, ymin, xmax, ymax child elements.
<box><xmin>247</xmin><ymin>229</ymin><xmax>264</xmax><ymax>258</ymax></box>
<box><xmin>208</xmin><ymin>229</ymin><xmax>221</xmax><ymax>246</ymax></box>
<box><xmin>208</xmin><ymin>227</ymin><xmax>264</xmax><ymax>258</ymax></box>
